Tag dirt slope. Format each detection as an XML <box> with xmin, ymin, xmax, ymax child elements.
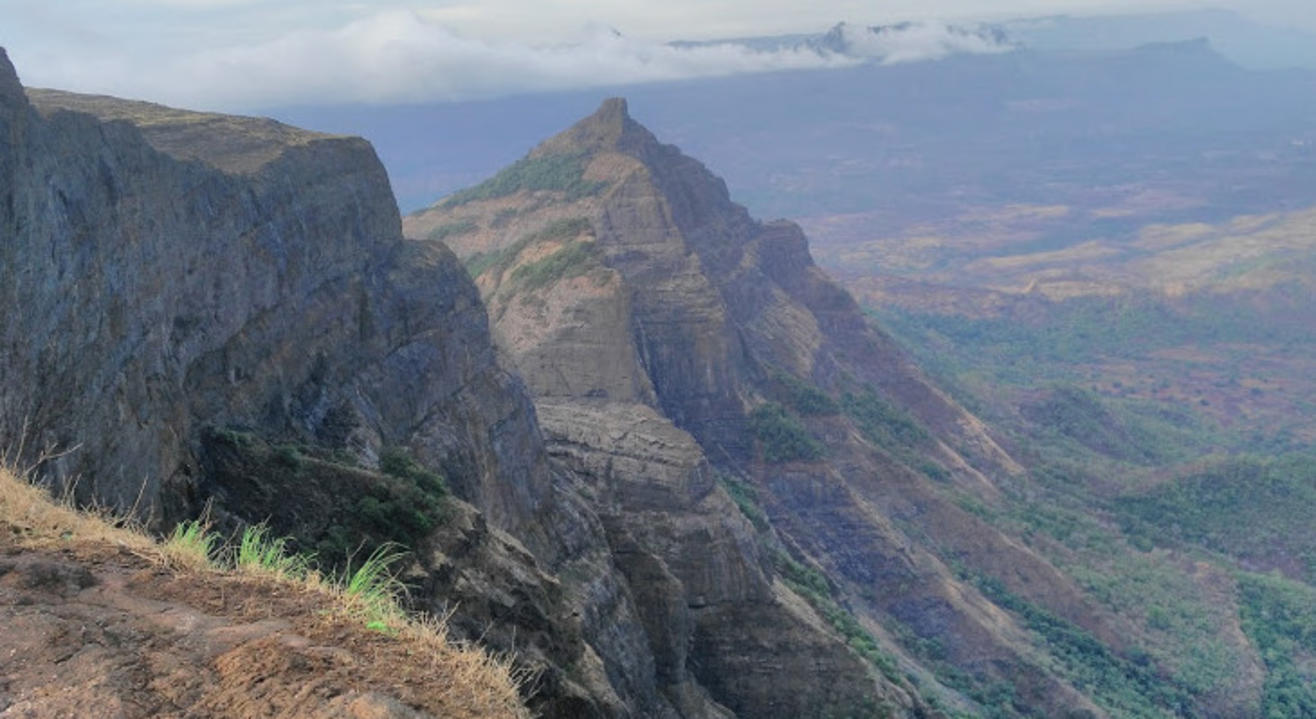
<box><xmin>0</xmin><ymin>468</ymin><xmax>527</xmax><ymax>719</ymax></box>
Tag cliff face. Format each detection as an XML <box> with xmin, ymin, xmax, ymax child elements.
<box><xmin>0</xmin><ymin>51</ymin><xmax>718</xmax><ymax>719</ymax></box>
<box><xmin>3</xmin><ymin>78</ymin><xmax>550</xmax><ymax>536</ymax></box>
<box><xmin>404</xmin><ymin>98</ymin><xmax>1159</xmax><ymax>717</ymax></box>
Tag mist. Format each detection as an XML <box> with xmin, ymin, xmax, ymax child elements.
<box><xmin>8</xmin><ymin>10</ymin><xmax>1017</xmax><ymax>110</ymax></box>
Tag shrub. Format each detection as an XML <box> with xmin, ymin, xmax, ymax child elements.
<box><xmin>440</xmin><ymin>152</ymin><xmax>607</xmax><ymax>207</ymax></box>
<box><xmin>771</xmin><ymin>369</ymin><xmax>841</xmax><ymax>416</ymax></box>
<box><xmin>509</xmin><ymin>240</ymin><xmax>598</xmax><ymax>292</ymax></box>
<box><xmin>426</xmin><ymin>219</ymin><xmax>478</xmax><ymax>242</ymax></box>
<box><xmin>718</xmin><ymin>474</ymin><xmax>770</xmax><ymax>532</ymax></box>
<box><xmin>750</xmin><ymin>402</ymin><xmax>824</xmax><ymax>463</ymax></box>
<box><xmin>841</xmin><ymin>389</ymin><xmax>929</xmax><ymax>449</ymax></box>
<box><xmin>379</xmin><ymin>446</ymin><xmax>447</xmax><ymax>497</ymax></box>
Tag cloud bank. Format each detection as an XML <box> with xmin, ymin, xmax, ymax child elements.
<box><xmin>835</xmin><ymin>22</ymin><xmax>1016</xmax><ymax>64</ymax></box>
<box><xmin>12</xmin><ymin>11</ymin><xmax>1016</xmax><ymax>110</ymax></box>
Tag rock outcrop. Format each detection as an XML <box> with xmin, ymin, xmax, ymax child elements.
<box><xmin>405</xmin><ymin>98</ymin><xmax>1148</xmax><ymax>717</ymax></box>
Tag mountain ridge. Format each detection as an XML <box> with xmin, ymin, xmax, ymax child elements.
<box><xmin>406</xmin><ymin>97</ymin><xmax>1202</xmax><ymax>717</ymax></box>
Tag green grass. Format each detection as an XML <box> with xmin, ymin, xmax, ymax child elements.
<box><xmin>440</xmin><ymin>152</ymin><xmax>607</xmax><ymax>208</ymax></box>
<box><xmin>236</xmin><ymin>523</ymin><xmax>313</xmax><ymax>579</ymax></box>
<box><xmin>165</xmin><ymin>518</ymin><xmax>409</xmax><ymax>632</ymax></box>
<box><xmin>342</xmin><ymin>544</ymin><xmax>408</xmax><ymax>625</ymax></box>
<box><xmin>750</xmin><ymin>402</ymin><xmax>824</xmax><ymax>463</ymax></box>
<box><xmin>164</xmin><ymin>519</ymin><xmax>218</xmax><ymax>568</ymax></box>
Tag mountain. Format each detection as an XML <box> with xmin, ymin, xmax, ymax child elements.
<box><xmin>8</xmin><ymin>37</ymin><xmax>1316</xmax><ymax>717</ymax></box>
<box><xmin>402</xmin><ymin>97</ymin><xmax>1294</xmax><ymax>717</ymax></box>
<box><xmin>1004</xmin><ymin>8</ymin><xmax>1316</xmax><ymax>70</ymax></box>
<box><xmin>1</xmin><ymin>47</ymin><xmax>922</xmax><ymax>718</ymax></box>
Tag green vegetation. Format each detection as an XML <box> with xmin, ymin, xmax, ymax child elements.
<box><xmin>1237</xmin><ymin>571</ymin><xmax>1316</xmax><ymax>717</ymax></box>
<box><xmin>462</xmin><ymin>216</ymin><xmax>593</xmax><ymax>283</ymax></box>
<box><xmin>838</xmin><ymin>387</ymin><xmax>947</xmax><ymax>480</ymax></box>
<box><xmin>509</xmin><ymin>240</ymin><xmax>598</xmax><ymax>291</ymax></box>
<box><xmin>463</xmin><ymin>250</ymin><xmax>504</xmax><ymax>279</ymax></box>
<box><xmin>973</xmin><ymin>575</ymin><xmax>1193</xmax><ymax>717</ymax></box>
<box><xmin>236</xmin><ymin>523</ymin><xmax>313</xmax><ymax>579</ymax></box>
<box><xmin>379</xmin><ymin>446</ymin><xmax>448</xmax><ymax>496</ymax></box>
<box><xmin>426</xmin><ymin>219</ymin><xmax>478</xmax><ymax>242</ymax></box>
<box><xmin>1115</xmin><ymin>455</ymin><xmax>1316</xmax><ymax>580</ymax></box>
<box><xmin>342</xmin><ymin>544</ymin><xmax>409</xmax><ymax>627</ymax></box>
<box><xmin>164</xmin><ymin>519</ymin><xmax>218</xmax><ymax>568</ymax></box>
<box><xmin>750</xmin><ymin>402</ymin><xmax>824</xmax><ymax>463</ymax></box>
<box><xmin>859</xmin><ymin>286</ymin><xmax>1316</xmax><ymax>717</ymax></box>
<box><xmin>323</xmin><ymin>446</ymin><xmax>449</xmax><ymax>563</ymax></box>
<box><xmin>718</xmin><ymin>473</ymin><xmax>770</xmax><ymax>532</ymax></box>
<box><xmin>841</xmin><ymin>388</ymin><xmax>929</xmax><ymax>450</ymax></box>
<box><xmin>770</xmin><ymin>369</ymin><xmax>841</xmax><ymax>415</ymax></box>
<box><xmin>877</xmin><ymin>295</ymin><xmax>1316</xmax><ymax>376</ymax></box>
<box><xmin>441</xmin><ymin>151</ymin><xmax>607</xmax><ymax>207</ymax></box>
<box><xmin>1063</xmin><ymin>550</ymin><xmax>1241</xmax><ymax>697</ymax></box>
<box><xmin>202</xmin><ymin>429</ymin><xmax>449</xmax><ymax>572</ymax></box>
<box><xmin>774</xmin><ymin>551</ymin><xmax>902</xmax><ymax>682</ymax></box>
<box><xmin>1021</xmin><ymin>386</ymin><xmax>1165</xmax><ymax>465</ymax></box>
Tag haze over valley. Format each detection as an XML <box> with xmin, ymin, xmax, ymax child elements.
<box><xmin>2</xmin><ymin>3</ymin><xmax>1316</xmax><ymax>718</ymax></box>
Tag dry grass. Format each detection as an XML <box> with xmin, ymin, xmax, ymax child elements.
<box><xmin>0</xmin><ymin>465</ymin><xmax>530</xmax><ymax>719</ymax></box>
<box><xmin>26</xmin><ymin>88</ymin><xmax>343</xmax><ymax>175</ymax></box>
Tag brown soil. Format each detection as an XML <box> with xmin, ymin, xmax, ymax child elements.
<box><xmin>0</xmin><ymin>537</ymin><xmax>524</xmax><ymax>718</ymax></box>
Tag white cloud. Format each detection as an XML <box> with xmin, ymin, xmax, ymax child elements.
<box><xmin>8</xmin><ymin>10</ymin><xmax>1033</xmax><ymax>109</ymax></box>
<box><xmin>16</xmin><ymin>10</ymin><xmax>871</xmax><ymax>109</ymax></box>
<box><xmin>838</xmin><ymin>22</ymin><xmax>1014</xmax><ymax>64</ymax></box>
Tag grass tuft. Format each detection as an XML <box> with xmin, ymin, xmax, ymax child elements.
<box><xmin>342</xmin><ymin>544</ymin><xmax>408</xmax><ymax>625</ymax></box>
<box><xmin>0</xmin><ymin>464</ymin><xmax>528</xmax><ymax>718</ymax></box>
<box><xmin>163</xmin><ymin>518</ymin><xmax>218</xmax><ymax>570</ymax></box>
<box><xmin>235</xmin><ymin>523</ymin><xmax>313</xmax><ymax>580</ymax></box>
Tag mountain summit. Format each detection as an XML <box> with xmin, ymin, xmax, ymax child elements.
<box><xmin>403</xmin><ymin>99</ymin><xmax>1137</xmax><ymax>717</ymax></box>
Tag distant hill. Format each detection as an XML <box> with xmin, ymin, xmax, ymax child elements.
<box><xmin>1004</xmin><ymin>8</ymin><xmax>1316</xmax><ymax>70</ymax></box>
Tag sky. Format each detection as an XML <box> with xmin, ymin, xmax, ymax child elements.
<box><xmin>1</xmin><ymin>0</ymin><xmax>1311</xmax><ymax>110</ymax></box>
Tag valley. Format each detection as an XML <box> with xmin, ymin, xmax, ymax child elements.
<box><xmin>3</xmin><ymin>6</ymin><xmax>1316</xmax><ymax>718</ymax></box>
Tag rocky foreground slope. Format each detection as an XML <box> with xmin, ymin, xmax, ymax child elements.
<box><xmin>0</xmin><ymin>467</ymin><xmax>527</xmax><ymax>719</ymax></box>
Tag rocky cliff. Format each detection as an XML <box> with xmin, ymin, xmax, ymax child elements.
<box><xmin>404</xmin><ymin>98</ymin><xmax>1195</xmax><ymax>717</ymax></box>
<box><xmin>1</xmin><ymin>49</ymin><xmax>724</xmax><ymax>719</ymax></box>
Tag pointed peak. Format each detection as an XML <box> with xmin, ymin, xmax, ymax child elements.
<box><xmin>0</xmin><ymin>47</ymin><xmax>27</xmax><ymax>110</ymax></box>
<box><xmin>532</xmin><ymin>96</ymin><xmax>659</xmax><ymax>160</ymax></box>
<box><xmin>594</xmin><ymin>97</ymin><xmax>630</xmax><ymax>123</ymax></box>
